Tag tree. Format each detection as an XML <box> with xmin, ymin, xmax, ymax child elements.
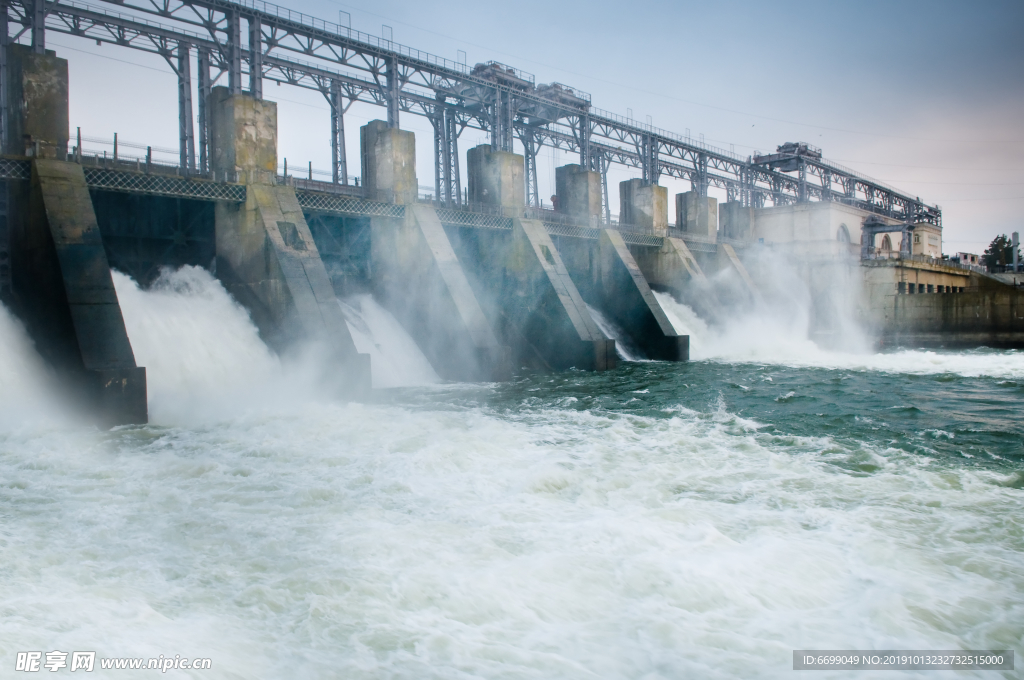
<box><xmin>983</xmin><ymin>234</ymin><xmax>1020</xmax><ymax>270</ymax></box>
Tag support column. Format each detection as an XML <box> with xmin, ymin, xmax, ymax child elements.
<box><xmin>360</xmin><ymin>119</ymin><xmax>416</xmax><ymax>204</ymax></box>
<box><xmin>719</xmin><ymin>201</ymin><xmax>753</xmax><ymax>240</ymax></box>
<box><xmin>176</xmin><ymin>42</ymin><xmax>195</xmax><ymax>175</ymax></box>
<box><xmin>197</xmin><ymin>47</ymin><xmax>211</xmax><ymax>175</ymax></box>
<box><xmin>467</xmin><ymin>144</ymin><xmax>524</xmax><ymax>209</ymax></box>
<box><xmin>6</xmin><ymin>46</ymin><xmax>146</xmax><ymax>425</ymax></box>
<box><xmin>385</xmin><ymin>57</ymin><xmax>399</xmax><ymax>128</ymax></box>
<box><xmin>209</xmin><ymin>87</ymin><xmax>369</xmax><ymax>394</ymax></box>
<box><xmin>329</xmin><ymin>79</ymin><xmax>347</xmax><ymax>184</ymax></box>
<box><xmin>521</xmin><ymin>128</ymin><xmax>539</xmax><ymax>208</ymax></box>
<box><xmin>619</xmin><ymin>178</ymin><xmax>667</xmax><ymax>235</ymax></box>
<box><xmin>445</xmin><ymin>107</ymin><xmax>461</xmax><ymax>205</ymax></box>
<box><xmin>431</xmin><ymin>99</ymin><xmax>460</xmax><ymax>206</ymax></box>
<box><xmin>227</xmin><ymin>10</ymin><xmax>242</xmax><ymax>95</ymax></box>
<box><xmin>362</xmin><ymin>121</ymin><xmax>510</xmax><ymax>380</ymax></box>
<box><xmin>30</xmin><ymin>0</ymin><xmax>44</xmax><ymax>54</ymax></box>
<box><xmin>0</xmin><ymin>3</ymin><xmax>9</xmax><ymax>152</ymax></box>
<box><xmin>248</xmin><ymin>15</ymin><xmax>262</xmax><ymax>100</ymax></box>
<box><xmin>676</xmin><ymin>191</ymin><xmax>717</xmax><ymax>238</ymax></box>
<box><xmin>555</xmin><ymin>164</ymin><xmax>601</xmax><ymax>225</ymax></box>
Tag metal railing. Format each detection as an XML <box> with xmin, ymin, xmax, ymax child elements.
<box><xmin>862</xmin><ymin>249</ymin><xmax>981</xmax><ymax>273</ymax></box>
<box><xmin>84</xmin><ymin>167</ymin><xmax>246</xmax><ymax>201</ymax></box>
<box><xmin>295</xmin><ymin>191</ymin><xmax>404</xmax><ymax>218</ymax></box>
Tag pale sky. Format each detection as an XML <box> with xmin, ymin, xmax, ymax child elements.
<box><xmin>51</xmin><ymin>0</ymin><xmax>1023</xmax><ymax>255</ymax></box>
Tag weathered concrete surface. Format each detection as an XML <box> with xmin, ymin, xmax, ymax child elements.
<box><xmin>212</xmin><ymin>91</ymin><xmax>369</xmax><ymax>393</ymax></box>
<box><xmin>872</xmin><ymin>275</ymin><xmax>1024</xmax><ymax>348</ymax></box>
<box><xmin>360</xmin><ymin>120</ymin><xmax>416</xmax><ymax>205</ymax></box>
<box><xmin>751</xmin><ymin>201</ymin><xmax>896</xmax><ymax>246</ymax></box>
<box><xmin>10</xmin><ymin>160</ymin><xmax>147</xmax><ymax>425</ymax></box>
<box><xmin>719</xmin><ymin>201</ymin><xmax>753</xmax><ymax>241</ymax></box>
<box><xmin>676</xmin><ymin>192</ymin><xmax>717</xmax><ymax>238</ymax></box>
<box><xmin>619</xmin><ymin>179</ymin><xmax>668</xmax><ymax>235</ymax></box>
<box><xmin>4</xmin><ymin>45</ymin><xmax>69</xmax><ymax>158</ymax></box>
<box><xmin>467</xmin><ymin>145</ymin><xmax>524</xmax><ymax>208</ymax></box>
<box><xmin>598</xmin><ymin>229</ymin><xmax>687</xmax><ymax>360</ymax></box>
<box><xmin>208</xmin><ymin>87</ymin><xmax>277</xmax><ymax>184</ymax></box>
<box><xmin>861</xmin><ymin>262</ymin><xmax>1024</xmax><ymax>347</ymax></box>
<box><xmin>555</xmin><ymin>165</ymin><xmax>601</xmax><ymax>223</ymax></box>
<box><xmin>493</xmin><ymin>218</ymin><xmax>615</xmax><ymax>370</ymax></box>
<box><xmin>371</xmin><ymin>204</ymin><xmax>511</xmax><ymax>381</ymax></box>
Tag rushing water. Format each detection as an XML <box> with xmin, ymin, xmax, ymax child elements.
<box><xmin>1</xmin><ymin>269</ymin><xmax>1021</xmax><ymax>679</ymax></box>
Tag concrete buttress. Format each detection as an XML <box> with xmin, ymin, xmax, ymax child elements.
<box><xmin>718</xmin><ymin>243</ymin><xmax>762</xmax><ymax>304</ymax></box>
<box><xmin>12</xmin><ymin>160</ymin><xmax>147</xmax><ymax>425</ymax></box>
<box><xmin>494</xmin><ymin>218</ymin><xmax>616</xmax><ymax>370</ymax></box>
<box><xmin>370</xmin><ymin>204</ymin><xmax>511</xmax><ymax>381</ymax></box>
<box><xmin>4</xmin><ymin>46</ymin><xmax>146</xmax><ymax>425</ymax></box>
<box><xmin>598</xmin><ymin>229</ymin><xmax>688</xmax><ymax>360</ymax></box>
<box><xmin>210</xmin><ymin>87</ymin><xmax>369</xmax><ymax>394</ymax></box>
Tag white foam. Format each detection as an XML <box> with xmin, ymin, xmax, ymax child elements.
<box><xmin>112</xmin><ymin>266</ymin><xmax>319</xmax><ymax>424</ymax></box>
<box><xmin>0</xmin><ymin>302</ymin><xmax>72</xmax><ymax>424</ymax></box>
<box><xmin>0</xmin><ymin>398</ymin><xmax>1018</xmax><ymax>678</ymax></box>
<box><xmin>655</xmin><ymin>291</ymin><xmax>1024</xmax><ymax>379</ymax></box>
<box><xmin>338</xmin><ymin>295</ymin><xmax>440</xmax><ymax>388</ymax></box>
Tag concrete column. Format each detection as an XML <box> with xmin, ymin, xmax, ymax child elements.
<box><xmin>719</xmin><ymin>201</ymin><xmax>753</xmax><ymax>240</ymax></box>
<box><xmin>4</xmin><ymin>45</ymin><xmax>68</xmax><ymax>158</ymax></box>
<box><xmin>360</xmin><ymin>119</ymin><xmax>416</xmax><ymax>204</ymax></box>
<box><xmin>208</xmin><ymin>86</ymin><xmax>276</xmax><ymax>184</ymax></box>
<box><xmin>555</xmin><ymin>164</ymin><xmax>601</xmax><ymax>224</ymax></box>
<box><xmin>619</xmin><ymin>179</ymin><xmax>668</xmax><ymax>235</ymax></box>
<box><xmin>209</xmin><ymin>87</ymin><xmax>370</xmax><ymax>394</ymax></box>
<box><xmin>676</xmin><ymin>191</ymin><xmax>718</xmax><ymax>238</ymax></box>
<box><xmin>466</xmin><ymin>144</ymin><xmax>524</xmax><ymax>209</ymax></box>
<box><xmin>6</xmin><ymin>48</ymin><xmax>146</xmax><ymax>425</ymax></box>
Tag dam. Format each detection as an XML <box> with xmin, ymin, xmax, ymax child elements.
<box><xmin>0</xmin><ymin>0</ymin><xmax>1021</xmax><ymax>427</ymax></box>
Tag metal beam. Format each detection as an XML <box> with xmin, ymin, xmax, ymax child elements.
<box><xmin>248</xmin><ymin>14</ymin><xmax>261</xmax><ymax>99</ymax></box>
<box><xmin>329</xmin><ymin>79</ymin><xmax>347</xmax><ymax>184</ymax></box>
<box><xmin>177</xmin><ymin>42</ymin><xmax>195</xmax><ymax>174</ymax></box>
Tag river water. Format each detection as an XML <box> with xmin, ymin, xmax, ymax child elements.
<box><xmin>1</xmin><ymin>267</ymin><xmax>1021</xmax><ymax>679</ymax></box>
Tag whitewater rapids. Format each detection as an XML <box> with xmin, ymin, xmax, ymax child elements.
<box><xmin>0</xmin><ymin>268</ymin><xmax>1020</xmax><ymax>679</ymax></box>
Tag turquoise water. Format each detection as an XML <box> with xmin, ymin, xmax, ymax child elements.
<box><xmin>1</xmin><ymin>270</ymin><xmax>1021</xmax><ymax>679</ymax></box>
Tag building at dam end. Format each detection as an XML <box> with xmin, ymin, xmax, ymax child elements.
<box><xmin>0</xmin><ymin>0</ymin><xmax>1021</xmax><ymax>427</ymax></box>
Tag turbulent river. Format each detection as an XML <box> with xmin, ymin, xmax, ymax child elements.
<box><xmin>1</xmin><ymin>267</ymin><xmax>1021</xmax><ymax>679</ymax></box>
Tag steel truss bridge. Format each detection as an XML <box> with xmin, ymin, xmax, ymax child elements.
<box><xmin>0</xmin><ymin>0</ymin><xmax>941</xmax><ymax>227</ymax></box>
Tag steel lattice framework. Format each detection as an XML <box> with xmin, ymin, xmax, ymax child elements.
<box><xmin>0</xmin><ymin>0</ymin><xmax>940</xmax><ymax>227</ymax></box>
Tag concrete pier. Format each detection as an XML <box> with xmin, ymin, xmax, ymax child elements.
<box><xmin>372</xmin><ymin>202</ymin><xmax>511</xmax><ymax>381</ymax></box>
<box><xmin>210</xmin><ymin>88</ymin><xmax>370</xmax><ymax>393</ymax></box>
<box><xmin>676</xmin><ymin>191</ymin><xmax>718</xmax><ymax>238</ymax></box>
<box><xmin>363</xmin><ymin>124</ymin><xmax>510</xmax><ymax>380</ymax></box>
<box><xmin>361</xmin><ymin>120</ymin><xmax>417</xmax><ymax>205</ymax></box>
<box><xmin>719</xmin><ymin>202</ymin><xmax>753</xmax><ymax>240</ymax></box>
<box><xmin>555</xmin><ymin>165</ymin><xmax>602</xmax><ymax>224</ymax></box>
<box><xmin>5</xmin><ymin>47</ymin><xmax>146</xmax><ymax>425</ymax></box>
<box><xmin>619</xmin><ymin>179</ymin><xmax>668</xmax><ymax>235</ymax></box>
<box><xmin>467</xmin><ymin>145</ymin><xmax>524</xmax><ymax>208</ymax></box>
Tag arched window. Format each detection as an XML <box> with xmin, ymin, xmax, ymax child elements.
<box><xmin>880</xmin><ymin>234</ymin><xmax>892</xmax><ymax>251</ymax></box>
<box><xmin>837</xmin><ymin>224</ymin><xmax>851</xmax><ymax>243</ymax></box>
